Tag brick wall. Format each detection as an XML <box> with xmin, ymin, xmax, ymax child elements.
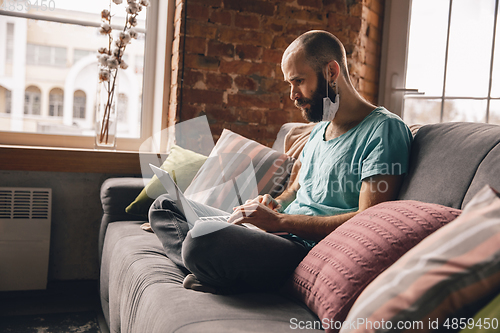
<box><xmin>169</xmin><ymin>0</ymin><xmax>385</xmax><ymax>147</ymax></box>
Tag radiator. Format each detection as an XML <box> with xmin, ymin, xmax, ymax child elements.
<box><xmin>0</xmin><ymin>187</ymin><xmax>52</xmax><ymax>291</ymax></box>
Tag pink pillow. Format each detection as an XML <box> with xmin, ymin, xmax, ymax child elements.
<box><xmin>288</xmin><ymin>200</ymin><xmax>461</xmax><ymax>332</ymax></box>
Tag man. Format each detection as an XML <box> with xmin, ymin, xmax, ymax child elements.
<box><xmin>150</xmin><ymin>30</ymin><xmax>412</xmax><ymax>293</ymax></box>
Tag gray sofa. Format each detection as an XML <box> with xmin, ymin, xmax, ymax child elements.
<box><xmin>99</xmin><ymin>121</ymin><xmax>500</xmax><ymax>333</ymax></box>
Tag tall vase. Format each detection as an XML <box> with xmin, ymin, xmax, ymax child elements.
<box><xmin>95</xmin><ymin>69</ymin><xmax>118</xmax><ymax>150</ymax></box>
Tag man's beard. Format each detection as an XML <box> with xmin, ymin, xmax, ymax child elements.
<box><xmin>294</xmin><ymin>73</ymin><xmax>334</xmax><ymax>123</ymax></box>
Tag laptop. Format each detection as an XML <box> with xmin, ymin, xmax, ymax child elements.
<box><xmin>149</xmin><ymin>163</ymin><xmax>262</xmax><ymax>231</ymax></box>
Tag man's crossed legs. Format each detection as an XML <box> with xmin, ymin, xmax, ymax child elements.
<box><xmin>149</xmin><ymin>194</ymin><xmax>308</xmax><ymax>293</ymax></box>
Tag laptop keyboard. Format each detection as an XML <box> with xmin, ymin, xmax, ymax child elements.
<box><xmin>199</xmin><ymin>216</ymin><xmax>230</xmax><ymax>222</ymax></box>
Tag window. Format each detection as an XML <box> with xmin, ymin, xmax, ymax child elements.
<box><xmin>0</xmin><ymin>0</ymin><xmax>172</xmax><ymax>151</ymax></box>
<box><xmin>6</xmin><ymin>23</ymin><xmax>14</xmax><ymax>63</ymax></box>
<box><xmin>380</xmin><ymin>0</ymin><xmax>500</xmax><ymax>126</ymax></box>
<box><xmin>118</xmin><ymin>93</ymin><xmax>128</xmax><ymax>122</ymax></box>
<box><xmin>1</xmin><ymin>87</ymin><xmax>12</xmax><ymax>114</ymax></box>
<box><xmin>24</xmin><ymin>86</ymin><xmax>41</xmax><ymax>115</ymax></box>
<box><xmin>48</xmin><ymin>88</ymin><xmax>63</xmax><ymax>117</ymax></box>
<box><xmin>5</xmin><ymin>89</ymin><xmax>11</xmax><ymax>114</ymax></box>
<box><xmin>73</xmin><ymin>90</ymin><xmax>86</xmax><ymax>119</ymax></box>
<box><xmin>26</xmin><ymin>44</ymin><xmax>67</xmax><ymax>67</ymax></box>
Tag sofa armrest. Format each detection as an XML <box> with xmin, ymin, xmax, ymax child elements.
<box><xmin>99</xmin><ymin>177</ymin><xmax>147</xmax><ymax>261</ymax></box>
<box><xmin>100</xmin><ymin>177</ymin><xmax>146</xmax><ymax>217</ymax></box>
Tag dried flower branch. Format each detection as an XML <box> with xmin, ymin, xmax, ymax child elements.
<box><xmin>96</xmin><ymin>0</ymin><xmax>149</xmax><ymax>146</ymax></box>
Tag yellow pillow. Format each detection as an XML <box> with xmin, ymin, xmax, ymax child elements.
<box><xmin>125</xmin><ymin>145</ymin><xmax>207</xmax><ymax>217</ymax></box>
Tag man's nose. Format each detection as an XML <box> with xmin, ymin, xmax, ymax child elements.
<box><xmin>290</xmin><ymin>87</ymin><xmax>300</xmax><ymax>101</ymax></box>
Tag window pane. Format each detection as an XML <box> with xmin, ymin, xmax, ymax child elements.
<box><xmin>488</xmin><ymin>100</ymin><xmax>500</xmax><ymax>125</ymax></box>
<box><xmin>406</xmin><ymin>0</ymin><xmax>449</xmax><ymax>96</ymax></box>
<box><xmin>403</xmin><ymin>98</ymin><xmax>442</xmax><ymax>125</ymax></box>
<box><xmin>6</xmin><ymin>23</ymin><xmax>14</xmax><ymax>63</ymax></box>
<box><xmin>489</xmin><ymin>7</ymin><xmax>500</xmax><ymax>98</ymax></box>
<box><xmin>445</xmin><ymin>0</ymin><xmax>495</xmax><ymax>97</ymax></box>
<box><xmin>442</xmin><ymin>99</ymin><xmax>487</xmax><ymax>122</ymax></box>
<box><xmin>1</xmin><ymin>6</ymin><xmax>146</xmax><ymax>138</ymax></box>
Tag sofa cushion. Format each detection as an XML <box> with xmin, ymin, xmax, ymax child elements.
<box><xmin>100</xmin><ymin>221</ymin><xmax>321</xmax><ymax>333</ymax></box>
<box><xmin>398</xmin><ymin>122</ymin><xmax>500</xmax><ymax>208</ymax></box>
<box><xmin>341</xmin><ymin>185</ymin><xmax>500</xmax><ymax>333</ymax></box>
<box><xmin>288</xmin><ymin>200</ymin><xmax>461</xmax><ymax>332</ymax></box>
<box><xmin>462</xmin><ymin>142</ymin><xmax>500</xmax><ymax>208</ymax></box>
<box><xmin>125</xmin><ymin>145</ymin><xmax>208</xmax><ymax>217</ymax></box>
<box><xmin>185</xmin><ymin>129</ymin><xmax>295</xmax><ymax>213</ymax></box>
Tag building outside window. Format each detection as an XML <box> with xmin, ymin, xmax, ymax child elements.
<box><xmin>26</xmin><ymin>44</ymin><xmax>67</xmax><ymax>67</ymax></box>
<box><xmin>73</xmin><ymin>90</ymin><xmax>86</xmax><ymax>119</ymax></box>
<box><xmin>5</xmin><ymin>89</ymin><xmax>11</xmax><ymax>114</ymax></box>
<box><xmin>24</xmin><ymin>86</ymin><xmax>41</xmax><ymax>115</ymax></box>
<box><xmin>118</xmin><ymin>93</ymin><xmax>128</xmax><ymax>122</ymax></box>
<box><xmin>48</xmin><ymin>88</ymin><xmax>63</xmax><ymax>117</ymax></box>
<box><xmin>0</xmin><ymin>0</ymin><xmax>169</xmax><ymax>150</ymax></box>
<box><xmin>6</xmin><ymin>22</ymin><xmax>14</xmax><ymax>63</ymax></box>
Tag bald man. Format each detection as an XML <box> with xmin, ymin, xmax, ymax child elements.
<box><xmin>150</xmin><ymin>30</ymin><xmax>413</xmax><ymax>294</ymax></box>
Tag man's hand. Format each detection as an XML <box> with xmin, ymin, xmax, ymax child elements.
<box><xmin>239</xmin><ymin>194</ymin><xmax>283</xmax><ymax>212</ymax></box>
<box><xmin>228</xmin><ymin>201</ymin><xmax>285</xmax><ymax>233</ymax></box>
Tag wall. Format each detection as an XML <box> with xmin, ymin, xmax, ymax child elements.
<box><xmin>0</xmin><ymin>171</ymin><xmax>139</xmax><ymax>282</ymax></box>
<box><xmin>168</xmin><ymin>0</ymin><xmax>385</xmax><ymax>147</ymax></box>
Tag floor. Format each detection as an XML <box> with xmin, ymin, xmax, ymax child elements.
<box><xmin>0</xmin><ymin>280</ymin><xmax>109</xmax><ymax>333</ymax></box>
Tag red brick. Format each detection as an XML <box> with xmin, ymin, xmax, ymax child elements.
<box><xmin>223</xmin><ymin>0</ymin><xmax>275</xmax><ymax>16</ymax></box>
<box><xmin>229</xmin><ymin>123</ymin><xmax>267</xmax><ymax>143</ymax></box>
<box><xmin>209</xmin><ymin>10</ymin><xmax>232</xmax><ymax>25</ymax></box>
<box><xmin>347</xmin><ymin>16</ymin><xmax>362</xmax><ymax>33</ymax></box>
<box><xmin>286</xmin><ymin>22</ymin><xmax>325</xmax><ymax>36</ymax></box>
<box><xmin>298</xmin><ymin>0</ymin><xmax>322</xmax><ymax>9</ymax></box>
<box><xmin>184</xmin><ymin>54</ymin><xmax>220</xmax><ymax>71</ymax></box>
<box><xmin>206</xmin><ymin>105</ymin><xmax>237</xmax><ymax>122</ymax></box>
<box><xmin>368</xmin><ymin>0</ymin><xmax>384</xmax><ymax>15</ymax></box>
<box><xmin>219</xmin><ymin>28</ymin><xmax>273</xmax><ymax>47</ymax></box>
<box><xmin>186</xmin><ymin>20</ymin><xmax>218</xmax><ymax>38</ymax></box>
<box><xmin>206</xmin><ymin>72</ymin><xmax>233</xmax><ymax>90</ymax></box>
<box><xmin>363</xmin><ymin>6</ymin><xmax>380</xmax><ymax>29</ymax></box>
<box><xmin>183</xmin><ymin>88</ymin><xmax>224</xmax><ymax>104</ymax></box>
<box><xmin>365</xmin><ymin>50</ymin><xmax>379</xmax><ymax>67</ymax></box>
<box><xmin>284</xmin><ymin>7</ymin><xmax>325</xmax><ymax>23</ymax></box>
<box><xmin>207</xmin><ymin>40</ymin><xmax>235</xmax><ymax>58</ymax></box>
<box><xmin>227</xmin><ymin>93</ymin><xmax>280</xmax><ymax>109</ymax></box>
<box><xmin>324</xmin><ymin>0</ymin><xmax>347</xmax><ymax>13</ymax></box>
<box><xmin>180</xmin><ymin>104</ymin><xmax>204</xmax><ymax>120</ymax></box>
<box><xmin>271</xmin><ymin>35</ymin><xmax>296</xmax><ymax>50</ymax></box>
<box><xmin>234</xmin><ymin>76</ymin><xmax>258</xmax><ymax>91</ymax></box>
<box><xmin>184</xmin><ymin>36</ymin><xmax>206</xmax><ymax>54</ymax></box>
<box><xmin>188</xmin><ymin>0</ymin><xmax>222</xmax><ymax>7</ymax></box>
<box><xmin>186</xmin><ymin>3</ymin><xmax>209</xmax><ymax>21</ymax></box>
<box><xmin>348</xmin><ymin>2</ymin><xmax>363</xmax><ymax>16</ymax></box>
<box><xmin>237</xmin><ymin>108</ymin><xmax>267</xmax><ymax>124</ymax></box>
<box><xmin>262</xmin><ymin>19</ymin><xmax>285</xmax><ymax>33</ymax></box>
<box><xmin>327</xmin><ymin>13</ymin><xmax>347</xmax><ymax>30</ymax></box>
<box><xmin>235</xmin><ymin>13</ymin><xmax>260</xmax><ymax>30</ymax></box>
<box><xmin>220</xmin><ymin>60</ymin><xmax>275</xmax><ymax>77</ymax></box>
<box><xmin>235</xmin><ymin>45</ymin><xmax>262</xmax><ymax>61</ymax></box>
<box><xmin>260</xmin><ymin>78</ymin><xmax>288</xmax><ymax>94</ymax></box>
<box><xmin>183</xmin><ymin>70</ymin><xmax>205</xmax><ymax>88</ymax></box>
<box><xmin>262</xmin><ymin>49</ymin><xmax>283</xmax><ymax>64</ymax></box>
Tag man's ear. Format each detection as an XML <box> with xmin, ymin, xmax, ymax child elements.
<box><xmin>325</xmin><ymin>60</ymin><xmax>340</xmax><ymax>83</ymax></box>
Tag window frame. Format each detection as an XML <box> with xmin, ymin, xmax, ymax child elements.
<box><xmin>0</xmin><ymin>0</ymin><xmax>174</xmax><ymax>152</ymax></box>
<box><xmin>380</xmin><ymin>0</ymin><xmax>500</xmax><ymax>124</ymax></box>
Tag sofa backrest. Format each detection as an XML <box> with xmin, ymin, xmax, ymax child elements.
<box><xmin>397</xmin><ymin>122</ymin><xmax>500</xmax><ymax>209</ymax></box>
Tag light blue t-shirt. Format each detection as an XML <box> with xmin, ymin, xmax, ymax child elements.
<box><xmin>284</xmin><ymin>107</ymin><xmax>413</xmax><ymax>217</ymax></box>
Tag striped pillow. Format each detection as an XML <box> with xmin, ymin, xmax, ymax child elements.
<box><xmin>341</xmin><ymin>185</ymin><xmax>500</xmax><ymax>333</ymax></box>
<box><xmin>184</xmin><ymin>129</ymin><xmax>295</xmax><ymax>212</ymax></box>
